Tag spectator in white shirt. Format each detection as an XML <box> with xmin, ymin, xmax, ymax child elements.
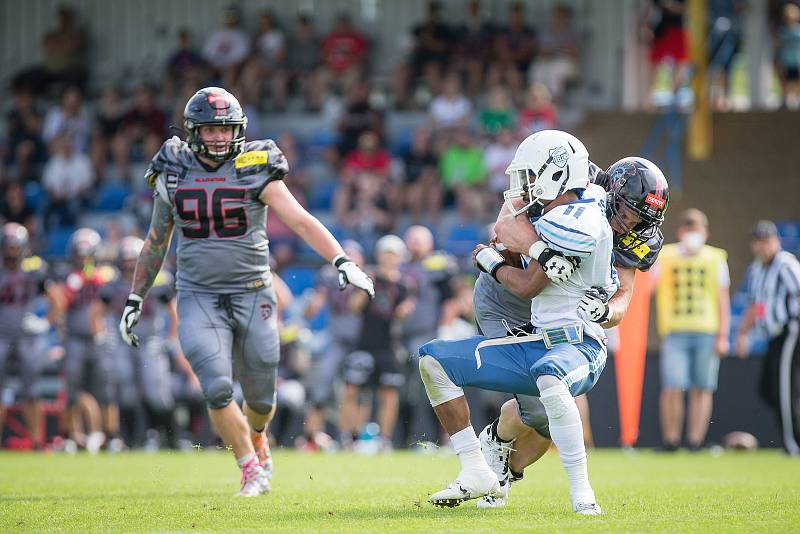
<box><xmin>42</xmin><ymin>86</ymin><xmax>91</xmax><ymax>154</ymax></box>
<box><xmin>428</xmin><ymin>73</ymin><xmax>472</xmax><ymax>132</ymax></box>
<box><xmin>203</xmin><ymin>6</ymin><xmax>251</xmax><ymax>82</ymax></box>
<box><xmin>483</xmin><ymin>128</ymin><xmax>518</xmax><ymax>198</ymax></box>
<box><xmin>42</xmin><ymin>134</ymin><xmax>94</xmax><ymax>229</ymax></box>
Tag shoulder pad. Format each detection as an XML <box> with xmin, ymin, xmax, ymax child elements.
<box><xmin>614</xmin><ymin>229</ymin><xmax>663</xmax><ymax>271</ymax></box>
<box><xmin>153</xmin><ymin>270</ymin><xmax>174</xmax><ymax>287</ymax></box>
<box><xmin>97</xmin><ymin>265</ymin><xmax>119</xmax><ymax>283</ymax></box>
<box><xmin>235</xmin><ymin>139</ymin><xmax>289</xmax><ymax>180</ymax></box>
<box><xmin>422</xmin><ymin>252</ymin><xmax>454</xmax><ymax>272</ymax></box>
<box><xmin>146</xmin><ymin>136</ymin><xmax>192</xmax><ymax>188</ymax></box>
<box><xmin>21</xmin><ymin>255</ymin><xmax>45</xmax><ymax>273</ymax></box>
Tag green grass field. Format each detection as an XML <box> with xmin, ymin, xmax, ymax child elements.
<box><xmin>1</xmin><ymin>448</ymin><xmax>799</xmax><ymax>533</ymax></box>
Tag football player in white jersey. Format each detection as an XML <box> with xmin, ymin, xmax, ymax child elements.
<box><xmin>417</xmin><ymin>130</ymin><xmax>616</xmax><ymax>514</ymax></box>
<box><xmin>475</xmin><ymin>157</ymin><xmax>669</xmax><ymax>508</ymax></box>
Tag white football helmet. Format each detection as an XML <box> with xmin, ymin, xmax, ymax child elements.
<box><xmin>504</xmin><ymin>130</ymin><xmax>590</xmax><ymax>216</ymax></box>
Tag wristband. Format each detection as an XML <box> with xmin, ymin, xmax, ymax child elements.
<box><xmin>528</xmin><ymin>240</ymin><xmax>547</xmax><ymax>261</ymax></box>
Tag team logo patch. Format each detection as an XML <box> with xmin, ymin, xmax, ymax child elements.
<box><xmin>549</xmin><ymin>146</ymin><xmax>570</xmax><ymax>168</ymax></box>
<box><xmin>259</xmin><ymin>303</ymin><xmax>273</xmax><ymax>320</ymax></box>
<box><xmin>644</xmin><ymin>193</ymin><xmax>666</xmax><ymax>209</ymax></box>
<box><xmin>235</xmin><ymin>150</ymin><xmax>268</xmax><ymax>169</ymax></box>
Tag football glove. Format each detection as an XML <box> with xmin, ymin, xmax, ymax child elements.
<box><xmin>528</xmin><ymin>241</ymin><xmax>580</xmax><ymax>284</ymax></box>
<box><xmin>475</xmin><ymin>246</ymin><xmax>507</xmax><ymax>282</ymax></box>
<box><xmin>579</xmin><ymin>287</ymin><xmax>611</xmax><ymax>323</ymax></box>
<box><xmin>119</xmin><ymin>294</ymin><xmax>143</xmax><ymax>347</ymax></box>
<box><xmin>334</xmin><ymin>254</ymin><xmax>375</xmax><ymax>299</ymax></box>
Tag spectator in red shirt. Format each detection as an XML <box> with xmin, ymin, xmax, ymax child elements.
<box><xmin>342</xmin><ymin>131</ymin><xmax>391</xmax><ymax>186</ymax></box>
<box><xmin>318</xmin><ymin>14</ymin><xmax>368</xmax><ymax>100</ymax></box>
<box><xmin>517</xmin><ymin>82</ymin><xmax>559</xmax><ymax>136</ymax></box>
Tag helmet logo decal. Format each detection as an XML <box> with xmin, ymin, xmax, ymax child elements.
<box><xmin>644</xmin><ymin>193</ymin><xmax>666</xmax><ymax>209</ymax></box>
<box><xmin>549</xmin><ymin>146</ymin><xmax>569</xmax><ymax>168</ymax></box>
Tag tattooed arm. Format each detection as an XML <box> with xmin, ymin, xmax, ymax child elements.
<box><xmin>131</xmin><ymin>197</ymin><xmax>175</xmax><ymax>298</ymax></box>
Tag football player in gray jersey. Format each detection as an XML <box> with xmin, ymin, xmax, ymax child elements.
<box><xmin>0</xmin><ymin>223</ymin><xmax>55</xmax><ymax>450</ymax></box>
<box><xmin>118</xmin><ymin>87</ymin><xmax>374</xmax><ymax>497</ymax></box>
<box><xmin>474</xmin><ymin>157</ymin><xmax>668</xmax><ymax>508</ymax></box>
<box><xmin>103</xmin><ymin>236</ymin><xmax>178</xmax><ymax>448</ymax></box>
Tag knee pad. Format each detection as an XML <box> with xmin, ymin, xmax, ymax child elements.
<box><xmin>418</xmin><ymin>355</ymin><xmax>463</xmax><ymax>407</ymax></box>
<box><xmin>515</xmin><ymin>396</ymin><xmax>552</xmax><ymax>439</ymax></box>
<box><xmin>245</xmin><ymin>400</ymin><xmax>274</xmax><ymax>416</ymax></box>
<box><xmin>538</xmin><ymin>380</ymin><xmax>574</xmax><ymax>420</ymax></box>
<box><xmin>205</xmin><ymin>376</ymin><xmax>234</xmax><ymax>410</ymax></box>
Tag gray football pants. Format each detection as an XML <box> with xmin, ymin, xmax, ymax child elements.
<box><xmin>114</xmin><ymin>337</ymin><xmax>174</xmax><ymax>412</ymax></box>
<box><xmin>0</xmin><ymin>336</ymin><xmax>45</xmax><ymax>402</ymax></box>
<box><xmin>64</xmin><ymin>336</ymin><xmax>116</xmax><ymax>406</ymax></box>
<box><xmin>177</xmin><ymin>287</ymin><xmax>279</xmax><ymax>413</ymax></box>
<box><xmin>473</xmin><ymin>273</ymin><xmax>551</xmax><ymax>438</ymax></box>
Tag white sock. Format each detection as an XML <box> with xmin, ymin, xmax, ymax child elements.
<box><xmin>450</xmin><ymin>426</ymin><xmax>487</xmax><ymax>472</ymax></box>
<box><xmin>538</xmin><ymin>381</ymin><xmax>594</xmax><ymax>501</ymax></box>
<box><xmin>236</xmin><ymin>452</ymin><xmax>256</xmax><ymax>468</ymax></box>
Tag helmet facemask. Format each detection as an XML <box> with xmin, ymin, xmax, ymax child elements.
<box><xmin>503</xmin><ymin>156</ymin><xmax>567</xmax><ymax>217</ymax></box>
<box><xmin>185</xmin><ymin>120</ymin><xmax>247</xmax><ymax>162</ymax></box>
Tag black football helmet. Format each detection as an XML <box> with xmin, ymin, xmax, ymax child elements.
<box><xmin>1</xmin><ymin>223</ymin><xmax>29</xmax><ymax>265</ymax></box>
<box><xmin>183</xmin><ymin>87</ymin><xmax>247</xmax><ymax>162</ymax></box>
<box><xmin>606</xmin><ymin>157</ymin><xmax>669</xmax><ymax>249</ymax></box>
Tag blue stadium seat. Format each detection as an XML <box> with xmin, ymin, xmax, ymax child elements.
<box><xmin>443</xmin><ymin>222</ymin><xmax>483</xmax><ymax>258</ymax></box>
<box><xmin>43</xmin><ymin>226</ymin><xmax>76</xmax><ymax>259</ymax></box>
<box><xmin>307</xmin><ymin>180</ymin><xmax>338</xmax><ymax>211</ymax></box>
<box><xmin>93</xmin><ymin>183</ymin><xmax>131</xmax><ymax>211</ymax></box>
<box><xmin>279</xmin><ymin>265</ymin><xmax>318</xmax><ymax>295</ymax></box>
<box><xmin>25</xmin><ymin>182</ymin><xmax>43</xmax><ymax>212</ymax></box>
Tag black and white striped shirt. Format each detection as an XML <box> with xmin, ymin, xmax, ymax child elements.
<box><xmin>748</xmin><ymin>250</ymin><xmax>800</xmax><ymax>337</ymax></box>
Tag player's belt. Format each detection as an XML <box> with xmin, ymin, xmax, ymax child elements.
<box><xmin>539</xmin><ymin>324</ymin><xmax>583</xmax><ymax>349</ymax></box>
<box><xmin>503</xmin><ymin>321</ymin><xmax>583</xmax><ymax>349</ymax></box>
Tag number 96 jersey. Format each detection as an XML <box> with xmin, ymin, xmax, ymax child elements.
<box><xmin>146</xmin><ymin>136</ymin><xmax>289</xmax><ymax>293</ymax></box>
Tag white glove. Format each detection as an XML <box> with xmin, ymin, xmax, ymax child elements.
<box><xmin>119</xmin><ymin>294</ymin><xmax>143</xmax><ymax>347</ymax></box>
<box><xmin>21</xmin><ymin>313</ymin><xmax>50</xmax><ymax>335</ymax></box>
<box><xmin>528</xmin><ymin>241</ymin><xmax>579</xmax><ymax>284</ymax></box>
<box><xmin>334</xmin><ymin>255</ymin><xmax>375</xmax><ymax>299</ymax></box>
<box><xmin>579</xmin><ymin>287</ymin><xmax>611</xmax><ymax>323</ymax></box>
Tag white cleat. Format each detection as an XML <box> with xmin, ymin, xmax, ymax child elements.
<box><xmin>476</xmin><ymin>491</ymin><xmax>509</xmax><ymax>509</ymax></box>
<box><xmin>573</xmin><ymin>498</ymin><xmax>602</xmax><ymax>515</ymax></box>
<box><xmin>476</xmin><ymin>423</ymin><xmax>514</xmax><ymax>508</ymax></box>
<box><xmin>429</xmin><ymin>468</ymin><xmax>500</xmax><ymax>508</ymax></box>
<box><xmin>236</xmin><ymin>459</ymin><xmax>270</xmax><ymax>497</ymax></box>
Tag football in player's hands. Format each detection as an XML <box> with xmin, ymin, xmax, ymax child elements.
<box><xmin>493</xmin><ymin>243</ymin><xmax>523</xmax><ymax>269</ymax></box>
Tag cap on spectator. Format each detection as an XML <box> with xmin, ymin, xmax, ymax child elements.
<box><xmin>751</xmin><ymin>220</ymin><xmax>778</xmax><ymax>240</ymax></box>
<box><xmin>678</xmin><ymin>208</ymin><xmax>708</xmax><ymax>228</ymax></box>
<box><xmin>375</xmin><ymin>234</ymin><xmax>407</xmax><ymax>257</ymax></box>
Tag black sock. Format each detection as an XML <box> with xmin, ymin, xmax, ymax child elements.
<box><xmin>509</xmin><ymin>468</ymin><xmax>524</xmax><ymax>481</ymax></box>
<box><xmin>490</xmin><ymin>418</ymin><xmax>512</xmax><ymax>443</ymax></box>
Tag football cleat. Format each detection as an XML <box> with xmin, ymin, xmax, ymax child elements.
<box><xmin>236</xmin><ymin>457</ymin><xmax>269</xmax><ymax>497</ymax></box>
<box><xmin>252</xmin><ymin>431</ymin><xmax>273</xmax><ymax>482</ymax></box>
<box><xmin>476</xmin><ymin>491</ymin><xmax>510</xmax><ymax>509</ymax></box>
<box><xmin>573</xmin><ymin>500</ymin><xmax>603</xmax><ymax>515</ymax></box>
<box><xmin>478</xmin><ymin>423</ymin><xmax>514</xmax><ymax>495</ymax></box>
<box><xmin>429</xmin><ymin>468</ymin><xmax>500</xmax><ymax>508</ymax></box>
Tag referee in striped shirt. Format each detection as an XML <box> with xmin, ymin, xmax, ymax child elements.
<box><xmin>736</xmin><ymin>220</ymin><xmax>800</xmax><ymax>455</ymax></box>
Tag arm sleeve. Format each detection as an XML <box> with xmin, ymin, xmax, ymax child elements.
<box><xmin>534</xmin><ymin>208</ymin><xmax>597</xmax><ymax>258</ymax></box>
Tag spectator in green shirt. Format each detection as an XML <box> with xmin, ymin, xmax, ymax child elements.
<box><xmin>439</xmin><ymin>129</ymin><xmax>488</xmax><ymax>220</ymax></box>
<box><xmin>480</xmin><ymin>85</ymin><xmax>516</xmax><ymax>136</ymax></box>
